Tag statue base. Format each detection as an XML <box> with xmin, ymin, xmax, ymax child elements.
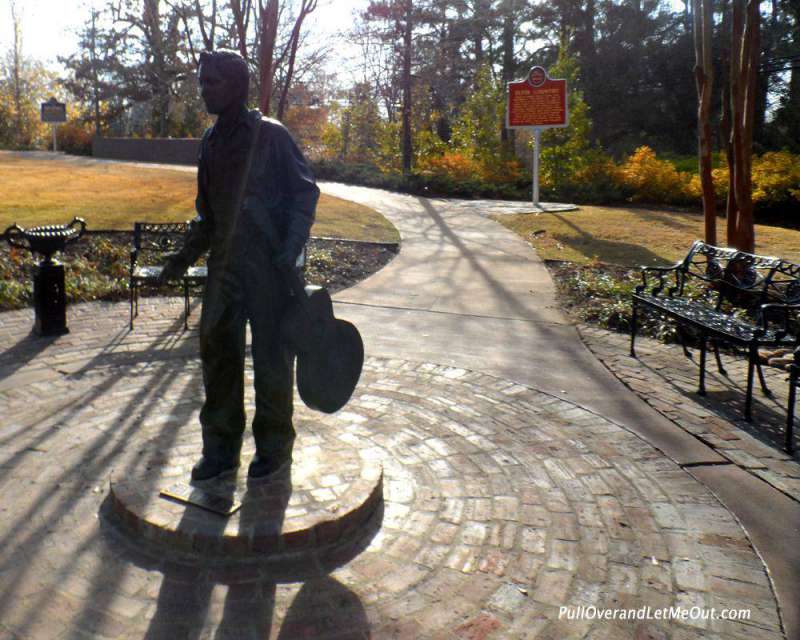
<box><xmin>107</xmin><ymin>429</ymin><xmax>383</xmax><ymax>559</ymax></box>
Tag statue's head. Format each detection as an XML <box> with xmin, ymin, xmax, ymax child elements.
<box><xmin>198</xmin><ymin>49</ymin><xmax>249</xmax><ymax>115</ymax></box>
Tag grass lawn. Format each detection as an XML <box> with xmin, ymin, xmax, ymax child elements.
<box><xmin>493</xmin><ymin>205</ymin><xmax>800</xmax><ymax>267</ymax></box>
<box><xmin>0</xmin><ymin>153</ymin><xmax>399</xmax><ymax>243</ymax></box>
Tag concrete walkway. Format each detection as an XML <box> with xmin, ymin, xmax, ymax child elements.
<box><xmin>0</xmin><ymin>167</ymin><xmax>797</xmax><ymax>638</ymax></box>
<box><xmin>321</xmin><ymin>182</ymin><xmax>800</xmax><ymax>639</ymax></box>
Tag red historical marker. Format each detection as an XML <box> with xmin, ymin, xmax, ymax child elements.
<box><xmin>506</xmin><ymin>67</ymin><xmax>569</xmax><ymax>206</ymax></box>
<box><xmin>507</xmin><ymin>66</ymin><xmax>568</xmax><ymax>129</ymax></box>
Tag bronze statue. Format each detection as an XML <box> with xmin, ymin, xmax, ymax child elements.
<box><xmin>160</xmin><ymin>50</ymin><xmax>320</xmax><ymax>482</ymax></box>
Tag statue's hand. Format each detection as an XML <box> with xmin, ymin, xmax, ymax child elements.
<box><xmin>158</xmin><ymin>256</ymin><xmax>186</xmax><ymax>285</ymax></box>
<box><xmin>272</xmin><ymin>248</ymin><xmax>295</xmax><ymax>269</ymax></box>
<box><xmin>273</xmin><ymin>235</ymin><xmax>305</xmax><ymax>269</ymax></box>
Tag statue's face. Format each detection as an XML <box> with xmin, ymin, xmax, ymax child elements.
<box><xmin>199</xmin><ymin>63</ymin><xmax>236</xmax><ymax>115</ymax></box>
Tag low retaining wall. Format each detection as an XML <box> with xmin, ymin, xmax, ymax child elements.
<box><xmin>92</xmin><ymin>137</ymin><xmax>200</xmax><ymax>165</ymax></box>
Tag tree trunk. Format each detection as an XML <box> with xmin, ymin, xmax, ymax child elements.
<box><xmin>10</xmin><ymin>1</ymin><xmax>23</xmax><ymax>146</ymax></box>
<box><xmin>721</xmin><ymin>82</ymin><xmax>737</xmax><ymax>243</ymax></box>
<box><xmin>693</xmin><ymin>0</ymin><xmax>716</xmax><ymax>245</ymax></box>
<box><xmin>728</xmin><ymin>0</ymin><xmax>759</xmax><ymax>253</ymax></box>
<box><xmin>500</xmin><ymin>0</ymin><xmax>515</xmax><ymax>149</ymax></box>
<box><xmin>259</xmin><ymin>0</ymin><xmax>279</xmax><ymax>115</ymax></box>
<box><xmin>90</xmin><ymin>10</ymin><xmax>102</xmax><ymax>136</ymax></box>
<box><xmin>401</xmin><ymin>0</ymin><xmax>413</xmax><ymax>174</ymax></box>
<box><xmin>720</xmin><ymin>0</ymin><xmax>737</xmax><ymax>244</ymax></box>
<box><xmin>473</xmin><ymin>0</ymin><xmax>488</xmax><ymax>67</ymax></box>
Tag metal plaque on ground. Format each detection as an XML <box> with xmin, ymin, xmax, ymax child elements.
<box><xmin>160</xmin><ymin>482</ymin><xmax>242</xmax><ymax>517</ymax></box>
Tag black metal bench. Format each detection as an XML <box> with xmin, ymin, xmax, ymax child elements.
<box><xmin>787</xmin><ymin>348</ymin><xmax>800</xmax><ymax>454</ymax></box>
<box><xmin>630</xmin><ymin>240</ymin><xmax>800</xmax><ymax>434</ymax></box>
<box><xmin>129</xmin><ymin>222</ymin><xmax>207</xmax><ymax>330</ymax></box>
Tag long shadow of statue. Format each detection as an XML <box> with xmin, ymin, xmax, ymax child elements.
<box><xmin>140</xmin><ymin>465</ymin><xmax>292</xmax><ymax>639</ymax></box>
<box><xmin>126</xmin><ymin>462</ymin><xmax>381</xmax><ymax>639</ymax></box>
<box><xmin>275</xmin><ymin>577</ymin><xmax>371</xmax><ymax>640</ymax></box>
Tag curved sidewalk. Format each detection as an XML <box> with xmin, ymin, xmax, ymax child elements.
<box><xmin>321</xmin><ymin>181</ymin><xmax>800</xmax><ymax>639</ymax></box>
<box><xmin>0</xmin><ymin>178</ymin><xmax>794</xmax><ymax>638</ymax></box>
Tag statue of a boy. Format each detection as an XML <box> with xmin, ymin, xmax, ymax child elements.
<box><xmin>160</xmin><ymin>49</ymin><xmax>319</xmax><ymax>481</ymax></box>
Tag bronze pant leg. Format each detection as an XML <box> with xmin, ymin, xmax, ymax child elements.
<box><xmin>247</xmin><ymin>272</ymin><xmax>295</xmax><ymax>457</ymax></box>
<box><xmin>198</xmin><ymin>274</ymin><xmax>247</xmax><ymax>464</ymax></box>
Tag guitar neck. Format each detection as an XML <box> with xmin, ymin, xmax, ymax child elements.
<box><xmin>280</xmin><ymin>264</ymin><xmax>313</xmax><ymax>311</ymax></box>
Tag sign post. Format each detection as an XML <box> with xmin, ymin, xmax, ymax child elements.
<box><xmin>507</xmin><ymin>67</ymin><xmax>573</xmax><ymax>211</ymax></box>
<box><xmin>40</xmin><ymin>97</ymin><xmax>67</xmax><ymax>152</ymax></box>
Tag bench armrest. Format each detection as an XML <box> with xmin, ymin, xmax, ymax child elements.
<box><xmin>636</xmin><ymin>264</ymin><xmax>682</xmax><ymax>296</ymax></box>
<box><xmin>758</xmin><ymin>303</ymin><xmax>800</xmax><ymax>340</ymax></box>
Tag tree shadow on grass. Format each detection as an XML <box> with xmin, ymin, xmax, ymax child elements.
<box><xmin>632</xmin><ymin>207</ymin><xmax>706</xmax><ymax>233</ymax></box>
<box><xmin>550</xmin><ymin>212</ymin><xmax>672</xmax><ymax>267</ymax></box>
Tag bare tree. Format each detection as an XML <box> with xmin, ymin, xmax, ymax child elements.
<box><xmin>111</xmin><ymin>0</ymin><xmax>189</xmax><ymax>136</ymax></box>
<box><xmin>257</xmin><ymin>0</ymin><xmax>279</xmax><ymax>113</ymax></box>
<box><xmin>276</xmin><ymin>0</ymin><xmax>317</xmax><ymax>119</ymax></box>
<box><xmin>172</xmin><ymin>1</ymin><xmax>320</xmax><ymax>118</ymax></box>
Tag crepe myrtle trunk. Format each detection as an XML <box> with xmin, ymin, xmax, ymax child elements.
<box><xmin>728</xmin><ymin>0</ymin><xmax>759</xmax><ymax>253</ymax></box>
<box><xmin>693</xmin><ymin>0</ymin><xmax>716</xmax><ymax>245</ymax></box>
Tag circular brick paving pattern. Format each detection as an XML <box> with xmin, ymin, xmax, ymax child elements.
<box><xmin>108</xmin><ymin>427</ymin><xmax>384</xmax><ymax>559</ymax></box>
<box><xmin>0</xmin><ymin>302</ymin><xmax>786</xmax><ymax>639</ymax></box>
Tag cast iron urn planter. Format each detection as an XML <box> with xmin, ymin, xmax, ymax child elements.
<box><xmin>2</xmin><ymin>217</ymin><xmax>87</xmax><ymax>336</ymax></box>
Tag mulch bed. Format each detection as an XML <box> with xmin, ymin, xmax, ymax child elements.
<box><xmin>0</xmin><ymin>232</ymin><xmax>398</xmax><ymax>311</ymax></box>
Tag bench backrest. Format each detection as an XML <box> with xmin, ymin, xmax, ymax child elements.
<box><xmin>768</xmin><ymin>259</ymin><xmax>800</xmax><ymax>305</ymax></box>
<box><xmin>132</xmin><ymin>222</ymin><xmax>189</xmax><ymax>263</ymax></box>
<box><xmin>680</xmin><ymin>240</ymin><xmax>782</xmax><ymax>309</ymax></box>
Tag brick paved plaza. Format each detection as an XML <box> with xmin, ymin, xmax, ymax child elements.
<box><xmin>0</xmin><ymin>299</ymin><xmax>787</xmax><ymax>639</ymax></box>
<box><xmin>1</xmin><ymin>177</ymin><xmax>797</xmax><ymax>639</ymax></box>
<box><xmin>581</xmin><ymin>326</ymin><xmax>800</xmax><ymax>502</ymax></box>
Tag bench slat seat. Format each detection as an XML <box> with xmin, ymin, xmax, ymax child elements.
<box><xmin>634</xmin><ymin>293</ymin><xmax>795</xmax><ymax>344</ymax></box>
<box><xmin>184</xmin><ymin>266</ymin><xmax>207</xmax><ymax>282</ymax></box>
<box><xmin>132</xmin><ymin>265</ymin><xmax>165</xmax><ymax>280</ymax></box>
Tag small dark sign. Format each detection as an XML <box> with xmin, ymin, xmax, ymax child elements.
<box><xmin>41</xmin><ymin>97</ymin><xmax>66</xmax><ymax>123</ymax></box>
<box><xmin>160</xmin><ymin>482</ymin><xmax>242</xmax><ymax>516</ymax></box>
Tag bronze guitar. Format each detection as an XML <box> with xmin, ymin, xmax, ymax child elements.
<box><xmin>279</xmin><ymin>268</ymin><xmax>365</xmax><ymax>414</ymax></box>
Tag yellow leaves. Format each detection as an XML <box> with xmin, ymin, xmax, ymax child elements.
<box><xmin>416</xmin><ymin>152</ymin><xmax>525</xmax><ymax>186</ymax></box>
<box><xmin>618</xmin><ymin>146</ymin><xmax>694</xmax><ymax>203</ymax></box>
<box><xmin>684</xmin><ymin>150</ymin><xmax>800</xmax><ymax>207</ymax></box>
<box><xmin>416</xmin><ymin>152</ymin><xmax>483</xmax><ymax>182</ymax></box>
<box><xmin>479</xmin><ymin>158</ymin><xmax>526</xmax><ymax>185</ymax></box>
<box><xmin>573</xmin><ymin>155</ymin><xmax>624</xmax><ymax>186</ymax></box>
<box><xmin>750</xmin><ymin>151</ymin><xmax>800</xmax><ymax>205</ymax></box>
